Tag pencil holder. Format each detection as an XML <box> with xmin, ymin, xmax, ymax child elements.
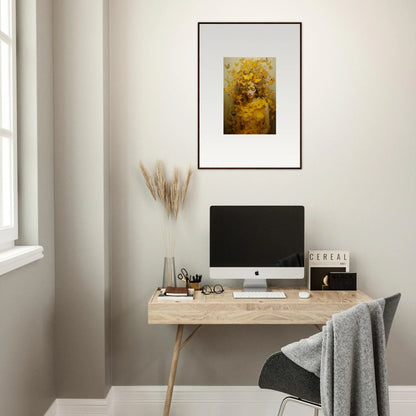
<box><xmin>189</xmin><ymin>282</ymin><xmax>200</xmax><ymax>290</ymax></box>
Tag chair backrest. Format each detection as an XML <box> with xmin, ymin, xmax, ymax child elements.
<box><xmin>383</xmin><ymin>293</ymin><xmax>401</xmax><ymax>343</ymax></box>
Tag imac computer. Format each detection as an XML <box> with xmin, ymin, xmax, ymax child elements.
<box><xmin>210</xmin><ymin>206</ymin><xmax>304</xmax><ymax>292</ymax></box>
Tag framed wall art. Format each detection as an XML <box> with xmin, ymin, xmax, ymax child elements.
<box><xmin>198</xmin><ymin>22</ymin><xmax>302</xmax><ymax>169</ymax></box>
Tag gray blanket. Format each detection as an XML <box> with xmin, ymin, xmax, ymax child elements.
<box><xmin>282</xmin><ymin>299</ymin><xmax>389</xmax><ymax>416</ymax></box>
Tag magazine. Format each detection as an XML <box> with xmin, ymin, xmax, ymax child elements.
<box><xmin>308</xmin><ymin>250</ymin><xmax>349</xmax><ymax>290</ymax></box>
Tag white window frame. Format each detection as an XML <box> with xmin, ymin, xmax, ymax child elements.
<box><xmin>0</xmin><ymin>0</ymin><xmax>43</xmax><ymax>275</ymax></box>
<box><xmin>0</xmin><ymin>0</ymin><xmax>18</xmax><ymax>250</ymax></box>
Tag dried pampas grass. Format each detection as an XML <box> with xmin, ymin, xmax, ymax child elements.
<box><xmin>139</xmin><ymin>160</ymin><xmax>193</xmax><ymax>219</ymax></box>
<box><xmin>171</xmin><ymin>168</ymin><xmax>180</xmax><ymax>219</ymax></box>
<box><xmin>139</xmin><ymin>162</ymin><xmax>157</xmax><ymax>201</ymax></box>
<box><xmin>181</xmin><ymin>166</ymin><xmax>192</xmax><ymax>205</ymax></box>
<box><xmin>139</xmin><ymin>160</ymin><xmax>194</xmax><ymax>259</ymax></box>
<box><xmin>164</xmin><ymin>182</ymin><xmax>171</xmax><ymax>218</ymax></box>
<box><xmin>156</xmin><ymin>161</ymin><xmax>165</xmax><ymax>202</ymax></box>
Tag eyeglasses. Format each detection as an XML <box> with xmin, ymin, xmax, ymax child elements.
<box><xmin>201</xmin><ymin>284</ymin><xmax>224</xmax><ymax>295</ymax></box>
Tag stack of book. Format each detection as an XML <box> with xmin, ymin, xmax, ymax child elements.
<box><xmin>158</xmin><ymin>287</ymin><xmax>195</xmax><ymax>301</ymax></box>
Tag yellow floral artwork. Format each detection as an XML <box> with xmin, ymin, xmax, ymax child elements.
<box><xmin>224</xmin><ymin>57</ymin><xmax>276</xmax><ymax>135</ymax></box>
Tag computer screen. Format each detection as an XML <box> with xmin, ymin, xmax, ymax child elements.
<box><xmin>210</xmin><ymin>206</ymin><xmax>304</xmax><ymax>289</ymax></box>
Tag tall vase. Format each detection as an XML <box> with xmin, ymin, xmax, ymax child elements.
<box><xmin>163</xmin><ymin>257</ymin><xmax>176</xmax><ymax>288</ymax></box>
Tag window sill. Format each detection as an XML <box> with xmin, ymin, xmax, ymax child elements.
<box><xmin>0</xmin><ymin>245</ymin><xmax>44</xmax><ymax>276</ymax></box>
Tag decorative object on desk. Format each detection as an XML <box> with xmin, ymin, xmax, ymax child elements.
<box><xmin>328</xmin><ymin>272</ymin><xmax>357</xmax><ymax>290</ymax></box>
<box><xmin>308</xmin><ymin>250</ymin><xmax>350</xmax><ymax>291</ymax></box>
<box><xmin>158</xmin><ymin>287</ymin><xmax>195</xmax><ymax>301</ymax></box>
<box><xmin>177</xmin><ymin>268</ymin><xmax>202</xmax><ymax>290</ymax></box>
<box><xmin>198</xmin><ymin>22</ymin><xmax>301</xmax><ymax>169</ymax></box>
<box><xmin>201</xmin><ymin>284</ymin><xmax>224</xmax><ymax>295</ymax></box>
<box><xmin>189</xmin><ymin>274</ymin><xmax>202</xmax><ymax>290</ymax></box>
<box><xmin>163</xmin><ymin>257</ymin><xmax>176</xmax><ymax>288</ymax></box>
<box><xmin>139</xmin><ymin>161</ymin><xmax>193</xmax><ymax>287</ymax></box>
<box><xmin>165</xmin><ymin>286</ymin><xmax>188</xmax><ymax>296</ymax></box>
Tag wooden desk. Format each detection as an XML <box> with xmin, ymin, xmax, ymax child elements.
<box><xmin>148</xmin><ymin>287</ymin><xmax>372</xmax><ymax>416</ymax></box>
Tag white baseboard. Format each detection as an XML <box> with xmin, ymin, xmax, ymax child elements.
<box><xmin>389</xmin><ymin>386</ymin><xmax>416</xmax><ymax>416</ymax></box>
<box><xmin>44</xmin><ymin>392</ymin><xmax>113</xmax><ymax>416</ymax></box>
<box><xmin>44</xmin><ymin>401</ymin><xmax>58</xmax><ymax>416</ymax></box>
<box><xmin>45</xmin><ymin>385</ymin><xmax>416</xmax><ymax>416</ymax></box>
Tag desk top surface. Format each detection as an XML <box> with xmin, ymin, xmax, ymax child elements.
<box><xmin>148</xmin><ymin>287</ymin><xmax>372</xmax><ymax>325</ymax></box>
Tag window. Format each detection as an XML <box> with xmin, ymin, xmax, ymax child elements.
<box><xmin>0</xmin><ymin>0</ymin><xmax>17</xmax><ymax>251</ymax></box>
<box><xmin>0</xmin><ymin>0</ymin><xmax>42</xmax><ymax>274</ymax></box>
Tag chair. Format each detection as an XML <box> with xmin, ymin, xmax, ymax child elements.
<box><xmin>258</xmin><ymin>293</ymin><xmax>401</xmax><ymax>416</ymax></box>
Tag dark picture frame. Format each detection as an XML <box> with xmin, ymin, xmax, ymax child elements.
<box><xmin>198</xmin><ymin>22</ymin><xmax>302</xmax><ymax>169</ymax></box>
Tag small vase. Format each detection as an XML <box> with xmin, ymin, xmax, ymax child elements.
<box><xmin>162</xmin><ymin>257</ymin><xmax>176</xmax><ymax>288</ymax></box>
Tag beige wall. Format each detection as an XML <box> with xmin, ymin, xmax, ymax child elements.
<box><xmin>0</xmin><ymin>0</ymin><xmax>56</xmax><ymax>415</ymax></box>
<box><xmin>54</xmin><ymin>0</ymin><xmax>111</xmax><ymax>398</ymax></box>
<box><xmin>110</xmin><ymin>0</ymin><xmax>416</xmax><ymax>386</ymax></box>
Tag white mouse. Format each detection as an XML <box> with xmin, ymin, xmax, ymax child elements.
<box><xmin>299</xmin><ymin>291</ymin><xmax>311</xmax><ymax>299</ymax></box>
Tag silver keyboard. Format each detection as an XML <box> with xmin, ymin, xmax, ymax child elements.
<box><xmin>233</xmin><ymin>291</ymin><xmax>286</xmax><ymax>299</ymax></box>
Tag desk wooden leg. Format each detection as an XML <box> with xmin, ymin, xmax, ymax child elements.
<box><xmin>163</xmin><ymin>324</ymin><xmax>184</xmax><ymax>416</ymax></box>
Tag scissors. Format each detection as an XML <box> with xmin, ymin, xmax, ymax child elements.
<box><xmin>177</xmin><ymin>268</ymin><xmax>190</xmax><ymax>283</ymax></box>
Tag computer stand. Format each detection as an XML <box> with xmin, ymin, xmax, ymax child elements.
<box><xmin>243</xmin><ymin>278</ymin><xmax>269</xmax><ymax>292</ymax></box>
